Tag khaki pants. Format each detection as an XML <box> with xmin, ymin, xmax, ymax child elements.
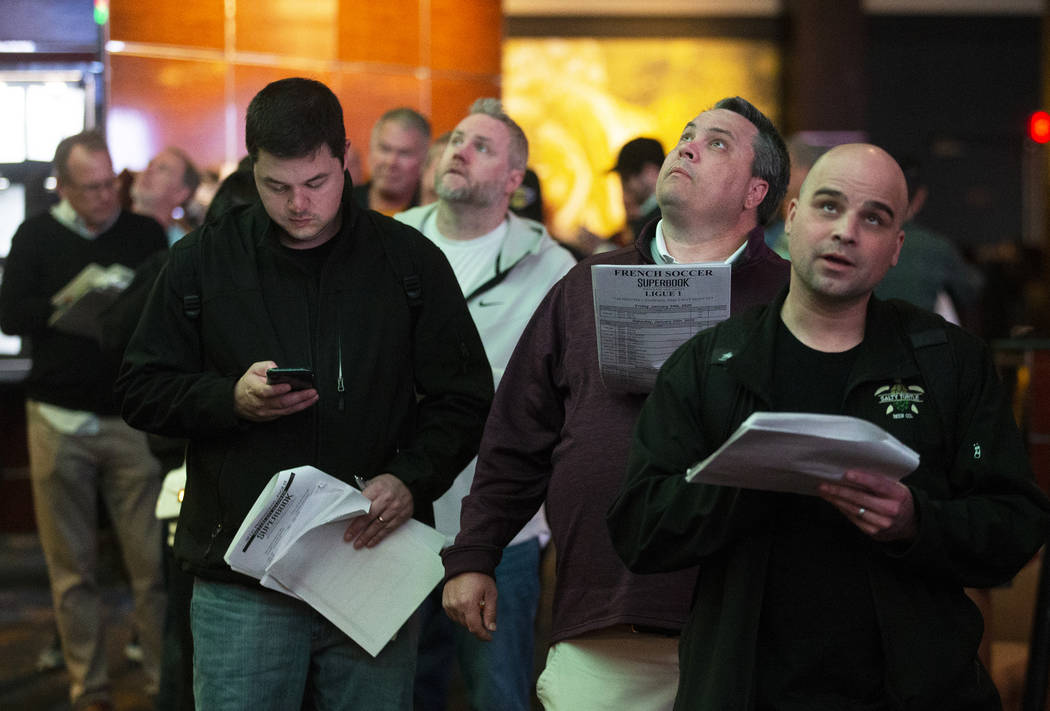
<box><xmin>27</xmin><ymin>401</ymin><xmax>166</xmax><ymax>706</ymax></box>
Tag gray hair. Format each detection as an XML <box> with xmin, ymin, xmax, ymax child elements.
<box><xmin>468</xmin><ymin>98</ymin><xmax>528</xmax><ymax>172</ymax></box>
<box><xmin>373</xmin><ymin>107</ymin><xmax>431</xmax><ymax>142</ymax></box>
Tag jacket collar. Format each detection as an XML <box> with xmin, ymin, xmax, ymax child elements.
<box><xmin>634</xmin><ymin>221</ymin><xmax>767</xmax><ymax>269</ymax></box>
<box><xmin>397</xmin><ymin>202</ymin><xmax>550</xmax><ymax>276</ymax></box>
<box><xmin>493</xmin><ymin>211</ymin><xmax>548</xmax><ymax>272</ymax></box>
<box><xmin>632</xmin><ymin>222</ymin><xmax>658</xmax><ymax>264</ymax></box>
<box><xmin>851</xmin><ymin>296</ymin><xmax>923</xmax><ymax>385</ymax></box>
<box><xmin>51</xmin><ymin>199</ymin><xmax>120</xmax><ymax>239</ymax></box>
<box><xmin>726</xmin><ymin>288</ymin><xmax>921</xmax><ymax>406</ymax></box>
<box><xmin>740</xmin><ymin>224</ymin><xmax>775</xmax><ymax>264</ymax></box>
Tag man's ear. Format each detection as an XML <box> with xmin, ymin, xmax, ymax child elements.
<box><xmin>505</xmin><ymin>168</ymin><xmax>525</xmax><ymax>197</ymax></box>
<box><xmin>174</xmin><ymin>184</ymin><xmax>193</xmax><ymax>210</ymax></box>
<box><xmin>340</xmin><ymin>140</ymin><xmax>352</xmax><ymax>172</ymax></box>
<box><xmin>744</xmin><ymin>177</ymin><xmax>769</xmax><ymax>212</ymax></box>
<box><xmin>889</xmin><ymin>228</ymin><xmax>905</xmax><ymax>267</ymax></box>
<box><xmin>784</xmin><ymin>197</ymin><xmax>799</xmax><ymax>233</ymax></box>
<box><xmin>55</xmin><ymin>177</ymin><xmax>71</xmax><ymax>203</ymax></box>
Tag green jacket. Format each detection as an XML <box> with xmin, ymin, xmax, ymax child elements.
<box><xmin>608</xmin><ymin>290</ymin><xmax>1050</xmax><ymax>710</ymax></box>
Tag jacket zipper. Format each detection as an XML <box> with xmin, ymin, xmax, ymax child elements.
<box><xmin>314</xmin><ymin>249</ymin><xmax>331</xmax><ymax>458</ymax></box>
<box><xmin>203</xmin><ymin>522</ymin><xmax>223</xmax><ymax>559</ymax></box>
<box><xmin>337</xmin><ymin>329</ymin><xmax>345</xmax><ymax>411</ymax></box>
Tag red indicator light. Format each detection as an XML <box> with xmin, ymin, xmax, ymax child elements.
<box><xmin>1029</xmin><ymin>111</ymin><xmax>1050</xmax><ymax>144</ymax></box>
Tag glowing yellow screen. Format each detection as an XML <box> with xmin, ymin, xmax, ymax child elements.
<box><xmin>503</xmin><ymin>37</ymin><xmax>780</xmax><ymax>245</ymax></box>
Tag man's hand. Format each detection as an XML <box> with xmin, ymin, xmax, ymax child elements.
<box><xmin>343</xmin><ymin>474</ymin><xmax>414</xmax><ymax>549</ymax></box>
<box><xmin>443</xmin><ymin>572</ymin><xmax>498</xmax><ymax>642</ymax></box>
<box><xmin>818</xmin><ymin>469</ymin><xmax>918</xmax><ymax>542</ymax></box>
<box><xmin>233</xmin><ymin>361</ymin><xmax>318</xmax><ymax>422</ymax></box>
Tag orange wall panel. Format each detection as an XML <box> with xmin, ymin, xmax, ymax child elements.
<box><xmin>108</xmin><ymin>0</ymin><xmax>501</xmax><ymax>174</ymax></box>
<box><xmin>338</xmin><ymin>1</ymin><xmax>421</xmax><ymax>66</ymax></box>
<box><xmin>108</xmin><ymin>55</ymin><xmax>226</xmax><ymax>171</ymax></box>
<box><xmin>336</xmin><ymin>72</ymin><xmax>426</xmax><ymax>157</ymax></box>
<box><xmin>430</xmin><ymin>0</ymin><xmax>501</xmax><ymax>74</ymax></box>
<box><xmin>110</xmin><ymin>0</ymin><xmax>224</xmax><ymax>49</ymax></box>
<box><xmin>236</xmin><ymin>0</ymin><xmax>338</xmax><ymax>60</ymax></box>
<box><xmin>429</xmin><ymin>77</ymin><xmax>502</xmax><ymax>136</ymax></box>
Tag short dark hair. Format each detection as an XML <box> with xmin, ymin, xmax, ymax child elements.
<box><xmin>245</xmin><ymin>78</ymin><xmax>345</xmax><ymax>162</ymax></box>
<box><xmin>713</xmin><ymin>96</ymin><xmax>789</xmax><ymax>226</ymax></box>
<box><xmin>53</xmin><ymin>130</ymin><xmax>110</xmax><ymax>183</ymax></box>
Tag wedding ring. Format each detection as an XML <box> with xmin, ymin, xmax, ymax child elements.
<box><xmin>377</xmin><ymin>515</ymin><xmax>386</xmax><ymax>523</ymax></box>
<box><xmin>858</xmin><ymin>507</ymin><xmax>867</xmax><ymax>516</ymax></box>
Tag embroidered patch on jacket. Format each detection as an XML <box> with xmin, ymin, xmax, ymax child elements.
<box><xmin>874</xmin><ymin>380</ymin><xmax>925</xmax><ymax>419</ymax></box>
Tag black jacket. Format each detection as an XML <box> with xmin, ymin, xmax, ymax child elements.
<box><xmin>609</xmin><ymin>291</ymin><xmax>1050</xmax><ymax>710</ymax></box>
<box><xmin>118</xmin><ymin>184</ymin><xmax>493</xmax><ymax>582</ymax></box>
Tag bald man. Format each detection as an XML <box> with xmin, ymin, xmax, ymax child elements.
<box><xmin>608</xmin><ymin>144</ymin><xmax>1050</xmax><ymax>710</ymax></box>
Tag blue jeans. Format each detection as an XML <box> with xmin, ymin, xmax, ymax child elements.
<box><xmin>414</xmin><ymin>539</ymin><xmax>541</xmax><ymax>711</ymax></box>
<box><xmin>192</xmin><ymin>578</ymin><xmax>419</xmax><ymax>710</ymax></box>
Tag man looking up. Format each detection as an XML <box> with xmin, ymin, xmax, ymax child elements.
<box><xmin>118</xmin><ymin>78</ymin><xmax>493</xmax><ymax>710</ymax></box>
<box><xmin>397</xmin><ymin>98</ymin><xmax>576</xmax><ymax>711</ymax></box>
<box><xmin>0</xmin><ymin>130</ymin><xmax>168</xmax><ymax>711</ymax></box>
<box><xmin>356</xmin><ymin>107</ymin><xmax>430</xmax><ymax>215</ymax></box>
<box><xmin>442</xmin><ymin>97</ymin><xmax>790</xmax><ymax>710</ymax></box>
<box><xmin>130</xmin><ymin>146</ymin><xmax>201</xmax><ymax>245</ymax></box>
<box><xmin>608</xmin><ymin>144</ymin><xmax>1050</xmax><ymax>709</ymax></box>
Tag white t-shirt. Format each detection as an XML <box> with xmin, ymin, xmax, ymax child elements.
<box><xmin>421</xmin><ymin>212</ymin><xmax>508</xmax><ymax>297</ymax></box>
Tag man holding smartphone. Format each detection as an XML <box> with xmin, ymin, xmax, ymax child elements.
<box><xmin>118</xmin><ymin>78</ymin><xmax>492</xmax><ymax>710</ymax></box>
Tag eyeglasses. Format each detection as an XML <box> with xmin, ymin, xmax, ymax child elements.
<box><xmin>67</xmin><ymin>176</ymin><xmax>119</xmax><ymax>195</ymax></box>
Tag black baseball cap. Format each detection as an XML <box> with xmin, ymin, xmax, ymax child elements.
<box><xmin>611</xmin><ymin>137</ymin><xmax>665</xmax><ymax>175</ymax></box>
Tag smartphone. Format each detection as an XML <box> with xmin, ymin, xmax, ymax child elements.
<box><xmin>266</xmin><ymin>367</ymin><xmax>315</xmax><ymax>391</ymax></box>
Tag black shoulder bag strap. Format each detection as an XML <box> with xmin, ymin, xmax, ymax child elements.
<box><xmin>370</xmin><ymin>212</ymin><xmax>424</xmax><ymax>324</ymax></box>
<box><xmin>171</xmin><ymin>238</ymin><xmax>202</xmax><ymax>321</ymax></box>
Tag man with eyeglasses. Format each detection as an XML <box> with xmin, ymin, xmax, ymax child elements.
<box><xmin>0</xmin><ymin>130</ymin><xmax>168</xmax><ymax>711</ymax></box>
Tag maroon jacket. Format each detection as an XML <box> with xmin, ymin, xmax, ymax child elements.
<box><xmin>443</xmin><ymin>223</ymin><xmax>789</xmax><ymax>642</ymax></box>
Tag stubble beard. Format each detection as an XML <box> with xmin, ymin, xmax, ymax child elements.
<box><xmin>436</xmin><ymin>175</ymin><xmax>498</xmax><ymax>208</ymax></box>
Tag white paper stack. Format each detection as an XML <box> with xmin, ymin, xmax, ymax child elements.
<box><xmin>685</xmin><ymin>412</ymin><xmax>920</xmax><ymax>495</ymax></box>
<box><xmin>225</xmin><ymin>465</ymin><xmax>446</xmax><ymax>656</ymax></box>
